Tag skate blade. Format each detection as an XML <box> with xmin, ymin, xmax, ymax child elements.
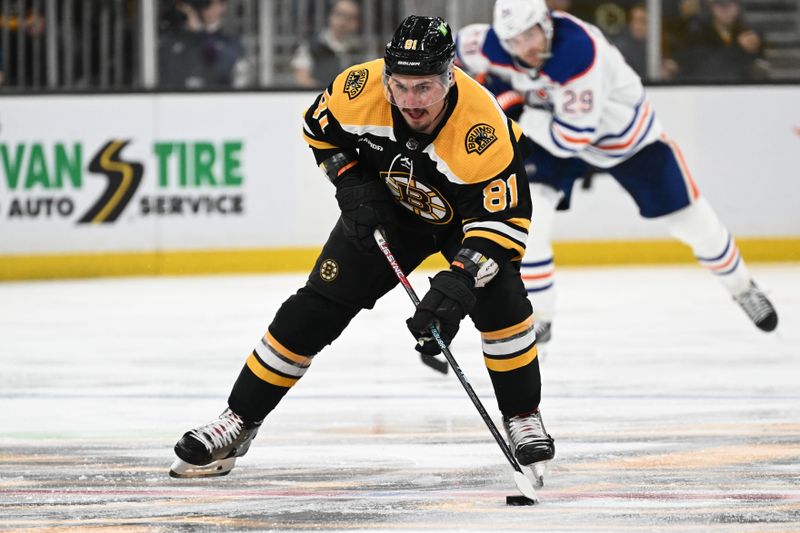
<box><xmin>169</xmin><ymin>457</ymin><xmax>237</xmax><ymax>478</ymax></box>
<box><xmin>523</xmin><ymin>460</ymin><xmax>550</xmax><ymax>488</ymax></box>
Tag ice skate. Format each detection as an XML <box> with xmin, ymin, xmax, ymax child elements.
<box><xmin>534</xmin><ymin>320</ymin><xmax>552</xmax><ymax>346</ymax></box>
<box><xmin>169</xmin><ymin>408</ymin><xmax>262</xmax><ymax>478</ymax></box>
<box><xmin>504</xmin><ymin>409</ymin><xmax>555</xmax><ymax>488</ymax></box>
<box><xmin>734</xmin><ymin>281</ymin><xmax>778</xmax><ymax>332</ymax></box>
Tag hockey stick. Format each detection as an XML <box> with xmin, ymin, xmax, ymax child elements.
<box><xmin>373</xmin><ymin>227</ymin><xmax>538</xmax><ymax>502</ymax></box>
<box><xmin>420</xmin><ymin>353</ymin><xmax>449</xmax><ymax>374</ymax></box>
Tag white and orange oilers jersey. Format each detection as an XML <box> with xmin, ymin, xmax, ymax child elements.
<box><xmin>456</xmin><ymin>12</ymin><xmax>663</xmax><ymax>168</ymax></box>
<box><xmin>302</xmin><ymin>58</ymin><xmax>532</xmax><ymax>262</ymax></box>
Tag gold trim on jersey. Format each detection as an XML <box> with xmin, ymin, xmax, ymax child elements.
<box><xmin>327</xmin><ymin>59</ymin><xmax>393</xmax><ymax>133</ymax></box>
<box><xmin>302</xmin><ymin>131</ymin><xmax>338</xmax><ymax>150</ymax></box>
<box><xmin>424</xmin><ymin>68</ymin><xmax>516</xmax><ymax>185</ymax></box>
<box><xmin>507</xmin><ymin>218</ymin><xmax>531</xmax><ymax>231</ymax></box>
<box><xmin>463</xmin><ymin>229</ymin><xmax>526</xmax><ymax>260</ymax></box>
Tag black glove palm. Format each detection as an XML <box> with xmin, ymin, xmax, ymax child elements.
<box><xmin>406</xmin><ymin>270</ymin><xmax>477</xmax><ymax>355</ymax></box>
<box><xmin>335</xmin><ymin>178</ymin><xmax>396</xmax><ymax>251</ymax></box>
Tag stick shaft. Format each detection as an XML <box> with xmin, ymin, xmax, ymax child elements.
<box><xmin>372</xmin><ymin>228</ymin><xmax>522</xmax><ymax>473</ymax></box>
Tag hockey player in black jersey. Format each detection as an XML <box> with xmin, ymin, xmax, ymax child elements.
<box><xmin>170</xmin><ymin>15</ymin><xmax>554</xmax><ymax>482</ymax></box>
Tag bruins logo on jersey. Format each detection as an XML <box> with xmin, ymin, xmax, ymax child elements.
<box><xmin>343</xmin><ymin>68</ymin><xmax>369</xmax><ymax>100</ymax></box>
<box><xmin>319</xmin><ymin>259</ymin><xmax>339</xmax><ymax>281</ymax></box>
<box><xmin>381</xmin><ymin>172</ymin><xmax>454</xmax><ymax>225</ymax></box>
<box><xmin>465</xmin><ymin>123</ymin><xmax>497</xmax><ymax>155</ymax></box>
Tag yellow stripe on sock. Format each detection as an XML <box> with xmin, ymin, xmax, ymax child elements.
<box><xmin>246</xmin><ymin>352</ymin><xmax>298</xmax><ymax>388</ymax></box>
<box><xmin>481</xmin><ymin>316</ymin><xmax>534</xmax><ymax>342</ymax></box>
<box><xmin>484</xmin><ymin>345</ymin><xmax>538</xmax><ymax>372</ymax></box>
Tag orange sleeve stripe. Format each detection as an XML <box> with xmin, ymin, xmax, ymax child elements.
<box><xmin>661</xmin><ymin>134</ymin><xmax>700</xmax><ymax>200</ymax></box>
<box><xmin>337</xmin><ymin>160</ymin><xmax>359</xmax><ymax>177</ymax></box>
<box><xmin>481</xmin><ymin>316</ymin><xmax>534</xmax><ymax>341</ymax></box>
<box><xmin>484</xmin><ymin>345</ymin><xmax>538</xmax><ymax>372</ymax></box>
<box><xmin>496</xmin><ymin>91</ymin><xmax>525</xmax><ymax>110</ymax></box>
<box><xmin>246</xmin><ymin>352</ymin><xmax>299</xmax><ymax>388</ymax></box>
<box><xmin>599</xmin><ymin>103</ymin><xmax>651</xmax><ymax>151</ymax></box>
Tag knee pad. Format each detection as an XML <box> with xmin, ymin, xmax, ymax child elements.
<box><xmin>527</xmin><ymin>183</ymin><xmax>560</xmax><ymax>259</ymax></box>
<box><xmin>661</xmin><ymin>197</ymin><xmax>728</xmax><ymax>256</ymax></box>
<box><xmin>270</xmin><ymin>285</ymin><xmax>359</xmax><ymax>356</ymax></box>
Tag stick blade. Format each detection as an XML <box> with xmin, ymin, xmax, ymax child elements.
<box><xmin>506</xmin><ymin>494</ymin><xmax>537</xmax><ymax>506</ymax></box>
<box><xmin>420</xmin><ymin>353</ymin><xmax>449</xmax><ymax>374</ymax></box>
<box><xmin>512</xmin><ymin>471</ymin><xmax>539</xmax><ymax>502</ymax></box>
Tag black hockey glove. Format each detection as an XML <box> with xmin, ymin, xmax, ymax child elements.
<box><xmin>406</xmin><ymin>269</ymin><xmax>477</xmax><ymax>356</ymax></box>
<box><xmin>335</xmin><ymin>176</ymin><xmax>397</xmax><ymax>251</ymax></box>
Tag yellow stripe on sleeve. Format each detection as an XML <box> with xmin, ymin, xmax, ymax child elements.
<box><xmin>463</xmin><ymin>229</ymin><xmax>525</xmax><ymax>260</ymax></box>
<box><xmin>507</xmin><ymin>217</ymin><xmax>531</xmax><ymax>231</ymax></box>
<box><xmin>302</xmin><ymin>131</ymin><xmax>338</xmax><ymax>150</ymax></box>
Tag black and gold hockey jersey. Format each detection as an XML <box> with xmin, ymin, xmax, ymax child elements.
<box><xmin>302</xmin><ymin>58</ymin><xmax>531</xmax><ymax>263</ymax></box>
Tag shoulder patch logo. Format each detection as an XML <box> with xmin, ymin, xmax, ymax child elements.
<box><xmin>343</xmin><ymin>68</ymin><xmax>369</xmax><ymax>100</ymax></box>
<box><xmin>465</xmin><ymin>123</ymin><xmax>497</xmax><ymax>155</ymax></box>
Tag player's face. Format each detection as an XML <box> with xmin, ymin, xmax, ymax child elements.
<box><xmin>384</xmin><ymin>72</ymin><xmax>450</xmax><ymax>134</ymax></box>
<box><xmin>504</xmin><ymin>24</ymin><xmax>548</xmax><ymax>68</ymax></box>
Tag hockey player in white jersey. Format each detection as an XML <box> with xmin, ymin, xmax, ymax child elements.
<box><xmin>455</xmin><ymin>0</ymin><xmax>777</xmax><ymax>347</ymax></box>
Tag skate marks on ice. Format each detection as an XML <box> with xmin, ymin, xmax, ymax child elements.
<box><xmin>2</xmin><ymin>394</ymin><xmax>800</xmax><ymax>531</ymax></box>
<box><xmin>1</xmin><ymin>266</ymin><xmax>799</xmax><ymax>530</ymax></box>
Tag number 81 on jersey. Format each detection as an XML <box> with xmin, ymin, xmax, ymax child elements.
<box><xmin>483</xmin><ymin>174</ymin><xmax>518</xmax><ymax>212</ymax></box>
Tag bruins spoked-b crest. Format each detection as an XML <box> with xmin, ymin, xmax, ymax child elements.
<box><xmin>343</xmin><ymin>69</ymin><xmax>369</xmax><ymax>100</ymax></box>
<box><xmin>319</xmin><ymin>259</ymin><xmax>340</xmax><ymax>282</ymax></box>
<box><xmin>465</xmin><ymin>123</ymin><xmax>497</xmax><ymax>155</ymax></box>
<box><xmin>381</xmin><ymin>171</ymin><xmax>453</xmax><ymax>225</ymax></box>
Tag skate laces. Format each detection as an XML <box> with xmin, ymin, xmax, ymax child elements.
<box><xmin>734</xmin><ymin>283</ymin><xmax>774</xmax><ymax>323</ymax></box>
<box><xmin>189</xmin><ymin>409</ymin><xmax>243</xmax><ymax>453</ymax></box>
<box><xmin>506</xmin><ymin>411</ymin><xmax>547</xmax><ymax>447</ymax></box>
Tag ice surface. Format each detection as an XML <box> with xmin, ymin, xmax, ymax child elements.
<box><xmin>1</xmin><ymin>265</ymin><xmax>798</xmax><ymax>531</ymax></box>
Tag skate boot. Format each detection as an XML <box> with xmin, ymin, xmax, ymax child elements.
<box><xmin>534</xmin><ymin>320</ymin><xmax>552</xmax><ymax>345</ymax></box>
<box><xmin>734</xmin><ymin>281</ymin><xmax>778</xmax><ymax>332</ymax></box>
<box><xmin>504</xmin><ymin>409</ymin><xmax>555</xmax><ymax>487</ymax></box>
<box><xmin>169</xmin><ymin>408</ymin><xmax>262</xmax><ymax>478</ymax></box>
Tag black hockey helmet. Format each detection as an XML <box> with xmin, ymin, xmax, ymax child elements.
<box><xmin>384</xmin><ymin>15</ymin><xmax>455</xmax><ymax>77</ymax></box>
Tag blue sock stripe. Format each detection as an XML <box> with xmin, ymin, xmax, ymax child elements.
<box><xmin>522</xmin><ymin>258</ymin><xmax>554</xmax><ymax>268</ymax></box>
<box><xmin>526</xmin><ymin>283</ymin><xmax>554</xmax><ymax>293</ymax></box>
<box><xmin>696</xmin><ymin>234</ymin><xmax>732</xmax><ymax>264</ymax></box>
<box><xmin>714</xmin><ymin>254</ymin><xmax>742</xmax><ymax>276</ymax></box>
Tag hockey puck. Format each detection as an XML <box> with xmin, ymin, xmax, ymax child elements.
<box><xmin>506</xmin><ymin>495</ymin><xmax>536</xmax><ymax>506</ymax></box>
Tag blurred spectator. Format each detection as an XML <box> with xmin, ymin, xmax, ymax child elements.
<box><xmin>680</xmin><ymin>0</ymin><xmax>769</xmax><ymax>81</ymax></box>
<box><xmin>570</xmin><ymin>0</ymin><xmax>632</xmax><ymax>38</ymax></box>
<box><xmin>159</xmin><ymin>0</ymin><xmax>250</xmax><ymax>89</ymax></box>
<box><xmin>291</xmin><ymin>0</ymin><xmax>367</xmax><ymax>88</ymax></box>
<box><xmin>613</xmin><ymin>4</ymin><xmax>684</xmax><ymax>81</ymax></box>
<box><xmin>0</xmin><ymin>2</ymin><xmax>46</xmax><ymax>87</ymax></box>
<box><xmin>546</xmin><ymin>0</ymin><xmax>572</xmax><ymax>10</ymax></box>
<box><xmin>0</xmin><ymin>47</ymin><xmax>4</xmax><ymax>86</ymax></box>
<box><xmin>613</xmin><ymin>4</ymin><xmax>647</xmax><ymax>77</ymax></box>
<box><xmin>663</xmin><ymin>0</ymin><xmax>704</xmax><ymax>80</ymax></box>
